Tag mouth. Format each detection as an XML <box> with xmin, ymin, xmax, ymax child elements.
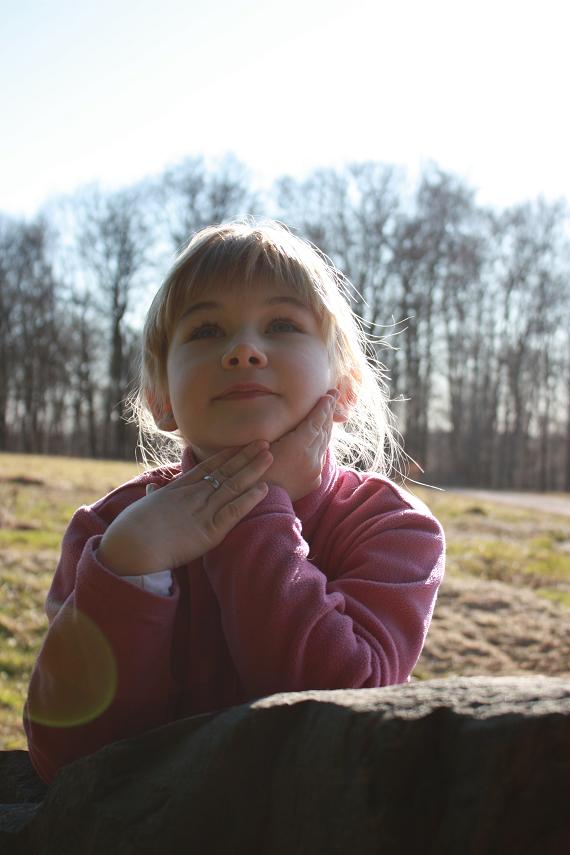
<box><xmin>214</xmin><ymin>384</ymin><xmax>276</xmax><ymax>401</ymax></box>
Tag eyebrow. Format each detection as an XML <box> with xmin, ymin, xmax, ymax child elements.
<box><xmin>180</xmin><ymin>295</ymin><xmax>311</xmax><ymax>319</ymax></box>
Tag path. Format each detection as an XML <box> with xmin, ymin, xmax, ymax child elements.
<box><xmin>445</xmin><ymin>488</ymin><xmax>570</xmax><ymax>518</ymax></box>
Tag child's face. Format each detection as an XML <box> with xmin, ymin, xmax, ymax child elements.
<box><xmin>164</xmin><ymin>279</ymin><xmax>335</xmax><ymax>459</ymax></box>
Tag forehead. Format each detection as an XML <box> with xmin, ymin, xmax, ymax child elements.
<box><xmin>171</xmin><ymin>273</ymin><xmax>322</xmax><ymax>326</ymax></box>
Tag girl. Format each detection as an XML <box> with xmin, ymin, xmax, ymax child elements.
<box><xmin>24</xmin><ymin>220</ymin><xmax>445</xmax><ymax>784</ymax></box>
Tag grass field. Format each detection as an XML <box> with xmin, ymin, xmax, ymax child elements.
<box><xmin>1</xmin><ymin>451</ymin><xmax>570</xmax><ymax>750</ymax></box>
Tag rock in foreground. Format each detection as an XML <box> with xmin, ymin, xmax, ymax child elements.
<box><xmin>2</xmin><ymin>676</ymin><xmax>569</xmax><ymax>854</ymax></box>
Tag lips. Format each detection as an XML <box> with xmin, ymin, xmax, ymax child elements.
<box><xmin>214</xmin><ymin>384</ymin><xmax>275</xmax><ymax>400</ymax></box>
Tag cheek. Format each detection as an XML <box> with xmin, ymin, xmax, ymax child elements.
<box><xmin>295</xmin><ymin>347</ymin><xmax>333</xmax><ymax>393</ymax></box>
<box><xmin>166</xmin><ymin>358</ymin><xmax>203</xmax><ymax>417</ymax></box>
<box><xmin>168</xmin><ymin>349</ymin><xmax>203</xmax><ymax>388</ymax></box>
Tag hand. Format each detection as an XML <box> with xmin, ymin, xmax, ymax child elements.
<box><xmin>265</xmin><ymin>391</ymin><xmax>338</xmax><ymax>502</ymax></box>
<box><xmin>97</xmin><ymin>441</ymin><xmax>273</xmax><ymax>576</ymax></box>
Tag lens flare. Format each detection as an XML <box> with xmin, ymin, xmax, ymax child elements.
<box><xmin>27</xmin><ymin>607</ymin><xmax>117</xmax><ymax>727</ymax></box>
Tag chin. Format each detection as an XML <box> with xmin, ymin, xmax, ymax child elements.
<box><xmin>192</xmin><ymin>415</ymin><xmax>297</xmax><ymax>454</ymax></box>
<box><xmin>222</xmin><ymin>422</ymin><xmax>289</xmax><ymax>448</ymax></box>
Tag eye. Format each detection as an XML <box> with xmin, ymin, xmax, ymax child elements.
<box><xmin>268</xmin><ymin>317</ymin><xmax>302</xmax><ymax>333</ymax></box>
<box><xmin>187</xmin><ymin>322</ymin><xmax>223</xmax><ymax>341</ymax></box>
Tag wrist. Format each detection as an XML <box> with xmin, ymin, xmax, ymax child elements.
<box><xmin>97</xmin><ymin>523</ymin><xmax>154</xmax><ymax>576</ymax></box>
<box><xmin>96</xmin><ymin>530</ymin><xmax>133</xmax><ymax>577</ymax></box>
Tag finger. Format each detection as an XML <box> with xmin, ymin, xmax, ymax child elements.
<box><xmin>212</xmin><ymin>481</ymin><xmax>269</xmax><ymax>531</ymax></box>
<box><xmin>292</xmin><ymin>395</ymin><xmax>334</xmax><ymax>440</ymax></box>
<box><xmin>208</xmin><ymin>449</ymin><xmax>273</xmax><ymax>504</ymax></box>
<box><xmin>302</xmin><ymin>396</ymin><xmax>335</xmax><ymax>446</ymax></box>
<box><xmin>185</xmin><ymin>441</ymin><xmax>269</xmax><ymax>484</ymax></box>
<box><xmin>318</xmin><ymin>394</ymin><xmax>337</xmax><ymax>421</ymax></box>
<box><xmin>168</xmin><ymin>447</ymin><xmax>237</xmax><ymax>490</ymax></box>
<box><xmin>309</xmin><ymin>422</ymin><xmax>334</xmax><ymax>473</ymax></box>
<box><xmin>310</xmin><ymin>411</ymin><xmax>332</xmax><ymax>461</ymax></box>
<box><xmin>214</xmin><ymin>441</ymin><xmax>273</xmax><ymax>482</ymax></box>
<box><xmin>320</xmin><ymin>421</ymin><xmax>333</xmax><ymax>460</ymax></box>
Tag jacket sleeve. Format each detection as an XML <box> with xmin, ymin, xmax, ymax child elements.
<box><xmin>24</xmin><ymin>504</ymin><xmax>180</xmax><ymax>784</ymax></box>
<box><xmin>202</xmin><ymin>479</ymin><xmax>445</xmax><ymax>698</ymax></box>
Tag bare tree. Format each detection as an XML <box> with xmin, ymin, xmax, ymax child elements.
<box><xmin>566</xmin><ymin>344</ymin><xmax>570</xmax><ymax>491</ymax></box>
<box><xmin>274</xmin><ymin>162</ymin><xmax>401</xmax><ymax>309</ymax></box>
<box><xmin>440</xmin><ymin>213</ymin><xmax>489</xmax><ymax>483</ymax></box>
<box><xmin>71</xmin><ymin>185</ymin><xmax>150</xmax><ymax>457</ymax></box>
<box><xmin>1</xmin><ymin>158</ymin><xmax>569</xmax><ymax>489</ymax></box>
<box><xmin>489</xmin><ymin>199</ymin><xmax>569</xmax><ymax>487</ymax></box>
<box><xmin>274</xmin><ymin>162</ymin><xmax>403</xmax><ymax>409</ymax></box>
<box><xmin>0</xmin><ymin>216</ymin><xmax>67</xmax><ymax>452</ymax></box>
<box><xmin>385</xmin><ymin>167</ymin><xmax>478</xmax><ymax>468</ymax></box>
<box><xmin>153</xmin><ymin>153</ymin><xmax>259</xmax><ymax>252</ymax></box>
<box><xmin>0</xmin><ymin>216</ymin><xmax>19</xmax><ymax>449</ymax></box>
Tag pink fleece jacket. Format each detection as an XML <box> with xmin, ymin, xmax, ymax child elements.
<box><xmin>24</xmin><ymin>448</ymin><xmax>445</xmax><ymax>783</ymax></box>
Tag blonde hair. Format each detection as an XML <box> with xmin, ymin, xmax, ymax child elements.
<box><xmin>129</xmin><ymin>219</ymin><xmax>403</xmax><ymax>476</ymax></box>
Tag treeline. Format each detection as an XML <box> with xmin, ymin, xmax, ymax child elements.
<box><xmin>1</xmin><ymin>156</ymin><xmax>569</xmax><ymax>490</ymax></box>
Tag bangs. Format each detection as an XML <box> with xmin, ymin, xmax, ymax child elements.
<box><xmin>163</xmin><ymin>227</ymin><xmax>331</xmax><ymax>335</ymax></box>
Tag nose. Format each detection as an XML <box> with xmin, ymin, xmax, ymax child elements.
<box><xmin>221</xmin><ymin>337</ymin><xmax>268</xmax><ymax>369</ymax></box>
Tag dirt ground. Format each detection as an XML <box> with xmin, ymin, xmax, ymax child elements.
<box><xmin>417</xmin><ymin>574</ymin><xmax>570</xmax><ymax>679</ymax></box>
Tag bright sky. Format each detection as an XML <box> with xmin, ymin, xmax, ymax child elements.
<box><xmin>2</xmin><ymin>0</ymin><xmax>569</xmax><ymax>218</ymax></box>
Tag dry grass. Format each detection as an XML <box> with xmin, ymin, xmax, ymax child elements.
<box><xmin>1</xmin><ymin>452</ymin><xmax>569</xmax><ymax>749</ymax></box>
<box><xmin>411</xmin><ymin>486</ymin><xmax>570</xmax><ymax>601</ymax></box>
<box><xmin>0</xmin><ymin>453</ymin><xmax>140</xmax><ymax>749</ymax></box>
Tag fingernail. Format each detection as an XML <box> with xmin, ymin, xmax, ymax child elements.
<box><xmin>251</xmin><ymin>439</ymin><xmax>269</xmax><ymax>450</ymax></box>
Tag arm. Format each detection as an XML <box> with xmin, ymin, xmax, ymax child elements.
<box><xmin>202</xmin><ymin>476</ymin><xmax>445</xmax><ymax>698</ymax></box>
<box><xmin>24</xmin><ymin>441</ymin><xmax>274</xmax><ymax>784</ymax></box>
<box><xmin>23</xmin><ymin>504</ymin><xmax>181</xmax><ymax>784</ymax></box>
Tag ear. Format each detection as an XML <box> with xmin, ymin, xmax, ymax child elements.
<box><xmin>332</xmin><ymin>376</ymin><xmax>358</xmax><ymax>423</ymax></box>
<box><xmin>156</xmin><ymin>409</ymin><xmax>178</xmax><ymax>432</ymax></box>
<box><xmin>147</xmin><ymin>390</ymin><xmax>178</xmax><ymax>432</ymax></box>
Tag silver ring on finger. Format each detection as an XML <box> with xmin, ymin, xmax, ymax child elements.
<box><xmin>202</xmin><ymin>473</ymin><xmax>223</xmax><ymax>490</ymax></box>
